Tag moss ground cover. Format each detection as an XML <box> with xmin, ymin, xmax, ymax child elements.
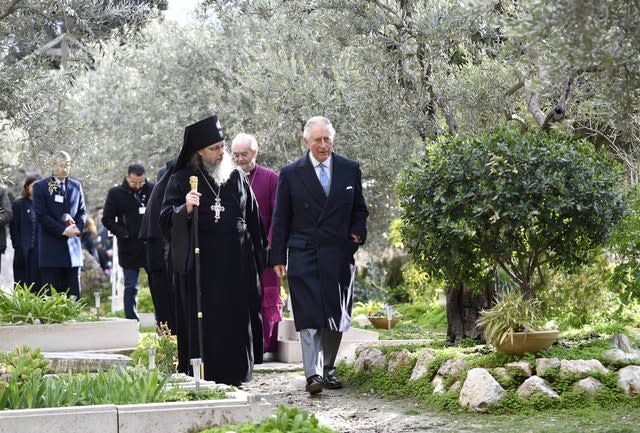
<box><xmin>334</xmin><ymin>327</ymin><xmax>640</xmax><ymax>432</ymax></box>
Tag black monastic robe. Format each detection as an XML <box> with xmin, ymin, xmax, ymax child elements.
<box><xmin>160</xmin><ymin>167</ymin><xmax>265</xmax><ymax>386</ymax></box>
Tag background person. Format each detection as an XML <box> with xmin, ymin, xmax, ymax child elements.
<box><xmin>139</xmin><ymin>157</ymin><xmax>178</xmax><ymax>331</ymax></box>
<box><xmin>160</xmin><ymin>115</ymin><xmax>266</xmax><ymax>386</ymax></box>
<box><xmin>32</xmin><ymin>150</ymin><xmax>87</xmax><ymax>298</ymax></box>
<box><xmin>231</xmin><ymin>133</ymin><xmax>282</xmax><ymax>360</ymax></box>
<box><xmin>270</xmin><ymin>116</ymin><xmax>368</xmax><ymax>394</ymax></box>
<box><xmin>102</xmin><ymin>163</ymin><xmax>154</xmax><ymax>321</ymax></box>
<box><xmin>0</xmin><ymin>184</ymin><xmax>13</xmax><ymax>278</ymax></box>
<box><xmin>10</xmin><ymin>175</ymin><xmax>41</xmax><ymax>290</ymax></box>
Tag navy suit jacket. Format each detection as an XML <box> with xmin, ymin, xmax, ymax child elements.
<box><xmin>32</xmin><ymin>177</ymin><xmax>87</xmax><ymax>268</ymax></box>
<box><xmin>10</xmin><ymin>198</ymin><xmax>37</xmax><ymax>254</ymax></box>
<box><xmin>270</xmin><ymin>151</ymin><xmax>368</xmax><ymax>331</ymax></box>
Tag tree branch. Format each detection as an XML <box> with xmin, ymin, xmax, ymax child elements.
<box><xmin>542</xmin><ymin>73</ymin><xmax>577</xmax><ymax>131</ymax></box>
<box><xmin>524</xmin><ymin>77</ymin><xmax>546</xmax><ymax>127</ymax></box>
<box><xmin>505</xmin><ymin>79</ymin><xmax>524</xmax><ymax>97</ymax></box>
<box><xmin>0</xmin><ymin>0</ymin><xmax>22</xmax><ymax>21</ymax></box>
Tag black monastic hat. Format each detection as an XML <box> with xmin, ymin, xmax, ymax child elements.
<box><xmin>174</xmin><ymin>115</ymin><xmax>225</xmax><ymax>170</ymax></box>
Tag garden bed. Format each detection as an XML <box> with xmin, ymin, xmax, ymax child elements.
<box><xmin>0</xmin><ymin>388</ymin><xmax>271</xmax><ymax>433</ymax></box>
<box><xmin>0</xmin><ymin>318</ymin><xmax>139</xmax><ymax>352</ymax></box>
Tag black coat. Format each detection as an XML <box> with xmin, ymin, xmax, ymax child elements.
<box><xmin>10</xmin><ymin>197</ymin><xmax>36</xmax><ymax>257</ymax></box>
<box><xmin>102</xmin><ymin>179</ymin><xmax>154</xmax><ymax>269</ymax></box>
<box><xmin>270</xmin><ymin>152</ymin><xmax>369</xmax><ymax>332</ymax></box>
<box><xmin>0</xmin><ymin>187</ymin><xmax>12</xmax><ymax>254</ymax></box>
<box><xmin>160</xmin><ymin>167</ymin><xmax>266</xmax><ymax>385</ymax></box>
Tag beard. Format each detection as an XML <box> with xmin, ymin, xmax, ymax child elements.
<box><xmin>202</xmin><ymin>152</ymin><xmax>236</xmax><ymax>185</ymax></box>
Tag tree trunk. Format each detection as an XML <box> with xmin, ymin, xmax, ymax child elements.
<box><xmin>445</xmin><ymin>282</ymin><xmax>492</xmax><ymax>344</ymax></box>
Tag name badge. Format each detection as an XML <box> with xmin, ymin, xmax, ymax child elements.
<box><xmin>54</xmin><ymin>195</ymin><xmax>64</xmax><ymax>203</ymax></box>
<box><xmin>139</xmin><ymin>206</ymin><xmax>146</xmax><ymax>215</ymax></box>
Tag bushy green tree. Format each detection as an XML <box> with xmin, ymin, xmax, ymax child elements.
<box><xmin>398</xmin><ymin>128</ymin><xmax>625</xmax><ymax>338</ymax></box>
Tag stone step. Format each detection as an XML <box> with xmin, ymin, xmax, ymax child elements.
<box><xmin>43</xmin><ymin>351</ymin><xmax>132</xmax><ymax>373</ymax></box>
<box><xmin>276</xmin><ymin>318</ymin><xmax>380</xmax><ymax>363</ymax></box>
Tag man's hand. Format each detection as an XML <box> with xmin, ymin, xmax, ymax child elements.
<box><xmin>62</xmin><ymin>224</ymin><xmax>81</xmax><ymax>237</ymax></box>
<box><xmin>185</xmin><ymin>190</ymin><xmax>202</xmax><ymax>214</ymax></box>
<box><xmin>273</xmin><ymin>264</ymin><xmax>286</xmax><ymax>278</ymax></box>
<box><xmin>351</xmin><ymin>233</ymin><xmax>362</xmax><ymax>244</ymax></box>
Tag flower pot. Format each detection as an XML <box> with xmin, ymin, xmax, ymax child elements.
<box><xmin>494</xmin><ymin>330</ymin><xmax>560</xmax><ymax>355</ymax></box>
<box><xmin>367</xmin><ymin>316</ymin><xmax>400</xmax><ymax>329</ymax></box>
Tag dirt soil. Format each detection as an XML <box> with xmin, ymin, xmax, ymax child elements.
<box><xmin>242</xmin><ymin>367</ymin><xmax>477</xmax><ymax>433</ymax></box>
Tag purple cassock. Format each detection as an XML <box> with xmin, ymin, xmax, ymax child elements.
<box><xmin>247</xmin><ymin>165</ymin><xmax>283</xmax><ymax>353</ymax></box>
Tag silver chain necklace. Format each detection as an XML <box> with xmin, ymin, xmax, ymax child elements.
<box><xmin>199</xmin><ymin>169</ymin><xmax>225</xmax><ymax>223</ymax></box>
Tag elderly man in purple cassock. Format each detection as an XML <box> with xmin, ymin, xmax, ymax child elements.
<box><xmin>232</xmin><ymin>133</ymin><xmax>282</xmax><ymax>362</ymax></box>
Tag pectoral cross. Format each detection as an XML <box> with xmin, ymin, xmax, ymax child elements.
<box><xmin>211</xmin><ymin>198</ymin><xmax>225</xmax><ymax>223</ymax></box>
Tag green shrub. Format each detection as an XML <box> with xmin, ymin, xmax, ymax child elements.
<box><xmin>201</xmin><ymin>405</ymin><xmax>337</xmax><ymax>433</ymax></box>
<box><xmin>0</xmin><ymin>284</ymin><xmax>89</xmax><ymax>324</ymax></box>
<box><xmin>0</xmin><ymin>346</ymin><xmax>224</xmax><ymax>410</ymax></box>
<box><xmin>539</xmin><ymin>255</ymin><xmax>620</xmax><ymax>328</ymax></box>
<box><xmin>136</xmin><ymin>285</ymin><xmax>155</xmax><ymax>313</ymax></box>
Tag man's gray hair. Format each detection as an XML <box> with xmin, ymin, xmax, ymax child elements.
<box><xmin>50</xmin><ymin>150</ymin><xmax>71</xmax><ymax>166</ymax></box>
<box><xmin>231</xmin><ymin>133</ymin><xmax>258</xmax><ymax>151</ymax></box>
<box><xmin>303</xmin><ymin>116</ymin><xmax>335</xmax><ymax>140</ymax></box>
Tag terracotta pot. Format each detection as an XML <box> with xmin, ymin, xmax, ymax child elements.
<box><xmin>367</xmin><ymin>316</ymin><xmax>400</xmax><ymax>329</ymax></box>
<box><xmin>494</xmin><ymin>330</ymin><xmax>560</xmax><ymax>355</ymax></box>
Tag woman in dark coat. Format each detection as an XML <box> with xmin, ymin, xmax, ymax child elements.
<box><xmin>10</xmin><ymin>175</ymin><xmax>42</xmax><ymax>291</ymax></box>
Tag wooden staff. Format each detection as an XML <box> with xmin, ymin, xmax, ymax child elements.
<box><xmin>189</xmin><ymin>175</ymin><xmax>205</xmax><ymax>379</ymax></box>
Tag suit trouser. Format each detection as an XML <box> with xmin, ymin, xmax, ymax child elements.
<box><xmin>40</xmin><ymin>266</ymin><xmax>80</xmax><ymax>298</ymax></box>
<box><xmin>123</xmin><ymin>268</ymin><xmax>141</xmax><ymax>321</ymax></box>
<box><xmin>299</xmin><ymin>328</ymin><xmax>342</xmax><ymax>379</ymax></box>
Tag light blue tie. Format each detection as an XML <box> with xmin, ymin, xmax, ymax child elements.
<box><xmin>319</xmin><ymin>163</ymin><xmax>330</xmax><ymax>196</ymax></box>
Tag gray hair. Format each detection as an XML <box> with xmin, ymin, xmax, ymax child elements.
<box><xmin>303</xmin><ymin>116</ymin><xmax>335</xmax><ymax>140</ymax></box>
<box><xmin>51</xmin><ymin>150</ymin><xmax>71</xmax><ymax>165</ymax></box>
<box><xmin>231</xmin><ymin>133</ymin><xmax>258</xmax><ymax>151</ymax></box>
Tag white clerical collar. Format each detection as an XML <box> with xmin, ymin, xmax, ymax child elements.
<box><xmin>309</xmin><ymin>153</ymin><xmax>332</xmax><ymax>168</ymax></box>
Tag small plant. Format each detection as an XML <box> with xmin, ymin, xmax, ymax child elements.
<box><xmin>0</xmin><ymin>284</ymin><xmax>89</xmax><ymax>324</ymax></box>
<box><xmin>201</xmin><ymin>405</ymin><xmax>337</xmax><ymax>432</ymax></box>
<box><xmin>477</xmin><ymin>288</ymin><xmax>541</xmax><ymax>346</ymax></box>
<box><xmin>355</xmin><ymin>300</ymin><xmax>401</xmax><ymax>318</ymax></box>
<box><xmin>130</xmin><ymin>323</ymin><xmax>178</xmax><ymax>375</ymax></box>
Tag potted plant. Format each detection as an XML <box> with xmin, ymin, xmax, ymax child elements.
<box><xmin>356</xmin><ymin>300</ymin><xmax>401</xmax><ymax>329</ymax></box>
<box><xmin>477</xmin><ymin>288</ymin><xmax>559</xmax><ymax>355</ymax></box>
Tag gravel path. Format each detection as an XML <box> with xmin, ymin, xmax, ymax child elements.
<box><xmin>243</xmin><ymin>365</ymin><xmax>474</xmax><ymax>433</ymax></box>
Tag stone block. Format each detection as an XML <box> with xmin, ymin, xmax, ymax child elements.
<box><xmin>0</xmin><ymin>404</ymin><xmax>118</xmax><ymax>433</ymax></box>
<box><xmin>0</xmin><ymin>319</ymin><xmax>139</xmax><ymax>353</ymax></box>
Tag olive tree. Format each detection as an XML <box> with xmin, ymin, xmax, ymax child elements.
<box><xmin>398</xmin><ymin>128</ymin><xmax>625</xmax><ymax>341</ymax></box>
<box><xmin>0</xmin><ymin>0</ymin><xmax>164</xmax><ymax>180</ymax></box>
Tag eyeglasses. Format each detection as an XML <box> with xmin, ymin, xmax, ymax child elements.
<box><xmin>206</xmin><ymin>143</ymin><xmax>225</xmax><ymax>152</ymax></box>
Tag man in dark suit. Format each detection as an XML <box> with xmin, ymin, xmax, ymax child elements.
<box><xmin>32</xmin><ymin>151</ymin><xmax>87</xmax><ymax>298</ymax></box>
<box><xmin>270</xmin><ymin>116</ymin><xmax>369</xmax><ymax>394</ymax></box>
<box><xmin>102</xmin><ymin>163</ymin><xmax>154</xmax><ymax>321</ymax></box>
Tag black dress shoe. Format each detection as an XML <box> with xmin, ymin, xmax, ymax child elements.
<box><xmin>305</xmin><ymin>374</ymin><xmax>324</xmax><ymax>394</ymax></box>
<box><xmin>323</xmin><ymin>374</ymin><xmax>343</xmax><ymax>389</ymax></box>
